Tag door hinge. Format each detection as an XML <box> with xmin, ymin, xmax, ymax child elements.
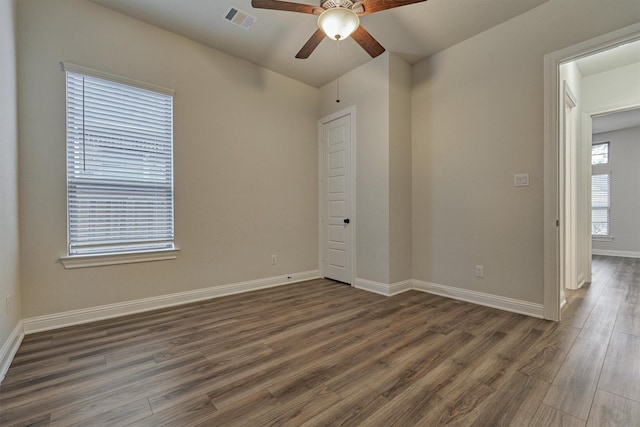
<box><xmin>556</xmin><ymin>219</ymin><xmax>560</xmax><ymax>227</ymax></box>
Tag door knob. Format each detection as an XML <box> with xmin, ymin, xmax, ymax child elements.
<box><xmin>343</xmin><ymin>218</ymin><xmax>350</xmax><ymax>224</ymax></box>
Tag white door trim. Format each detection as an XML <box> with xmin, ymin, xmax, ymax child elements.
<box><xmin>543</xmin><ymin>23</ymin><xmax>640</xmax><ymax>321</ymax></box>
<box><xmin>319</xmin><ymin>106</ymin><xmax>356</xmax><ymax>285</ymax></box>
<box><xmin>581</xmin><ymin>112</ymin><xmax>593</xmax><ymax>286</ymax></box>
<box><xmin>561</xmin><ymin>81</ymin><xmax>578</xmax><ymax>294</ymax></box>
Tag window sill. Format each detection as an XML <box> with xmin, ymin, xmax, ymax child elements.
<box><xmin>59</xmin><ymin>248</ymin><xmax>180</xmax><ymax>269</ymax></box>
<box><xmin>592</xmin><ymin>236</ymin><xmax>614</xmax><ymax>242</ymax></box>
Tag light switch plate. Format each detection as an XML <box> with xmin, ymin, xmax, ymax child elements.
<box><xmin>514</xmin><ymin>173</ymin><xmax>529</xmax><ymax>187</ymax></box>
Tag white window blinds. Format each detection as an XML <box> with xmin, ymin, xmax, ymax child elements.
<box><xmin>591</xmin><ymin>173</ymin><xmax>610</xmax><ymax>237</ymax></box>
<box><xmin>65</xmin><ymin>66</ymin><xmax>175</xmax><ymax>256</ymax></box>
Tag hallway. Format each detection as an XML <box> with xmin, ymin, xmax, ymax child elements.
<box><xmin>545</xmin><ymin>255</ymin><xmax>640</xmax><ymax>424</ymax></box>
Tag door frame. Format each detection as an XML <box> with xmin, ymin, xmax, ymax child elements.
<box><xmin>318</xmin><ymin>106</ymin><xmax>357</xmax><ymax>285</ymax></box>
<box><xmin>559</xmin><ymin>81</ymin><xmax>578</xmax><ymax>307</ymax></box>
<box><xmin>543</xmin><ymin>23</ymin><xmax>640</xmax><ymax>321</ymax></box>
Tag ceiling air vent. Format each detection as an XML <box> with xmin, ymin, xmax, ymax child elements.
<box><xmin>223</xmin><ymin>6</ymin><xmax>257</xmax><ymax>30</ymax></box>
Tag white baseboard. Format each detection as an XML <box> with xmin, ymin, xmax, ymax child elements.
<box><xmin>353</xmin><ymin>277</ymin><xmax>543</xmax><ymax>318</ymax></box>
<box><xmin>0</xmin><ymin>321</ymin><xmax>24</xmax><ymax>384</ymax></box>
<box><xmin>22</xmin><ymin>270</ymin><xmax>320</xmax><ymax>334</ymax></box>
<box><xmin>412</xmin><ymin>280</ymin><xmax>544</xmax><ymax>318</ymax></box>
<box><xmin>592</xmin><ymin>249</ymin><xmax>640</xmax><ymax>259</ymax></box>
<box><xmin>354</xmin><ymin>278</ymin><xmax>413</xmax><ymax>296</ymax></box>
<box><xmin>20</xmin><ymin>269</ymin><xmax>545</xmax><ymax>335</ymax></box>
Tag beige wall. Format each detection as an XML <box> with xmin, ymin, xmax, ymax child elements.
<box><xmin>319</xmin><ymin>54</ymin><xmax>391</xmax><ymax>284</ymax></box>
<box><xmin>0</xmin><ymin>0</ymin><xmax>21</xmax><ymax>347</ymax></box>
<box><xmin>389</xmin><ymin>53</ymin><xmax>412</xmax><ymax>284</ymax></box>
<box><xmin>18</xmin><ymin>0</ymin><xmax>319</xmax><ymax>318</ymax></box>
<box><xmin>412</xmin><ymin>0</ymin><xmax>640</xmax><ymax>304</ymax></box>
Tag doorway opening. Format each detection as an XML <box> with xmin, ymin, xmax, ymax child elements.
<box><xmin>544</xmin><ymin>24</ymin><xmax>640</xmax><ymax>321</ymax></box>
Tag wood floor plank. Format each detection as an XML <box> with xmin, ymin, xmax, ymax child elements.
<box><xmin>411</xmin><ymin>329</ymin><xmax>509</xmax><ymax>399</ymax></box>
<box><xmin>183</xmin><ymin>388</ymin><xmax>280</xmax><ymax>427</ymax></box>
<box><xmin>1</xmin><ymin>355</ymin><xmax>93</xmax><ymax>387</ymax></box>
<box><xmin>46</xmin><ymin>355</ymin><xmax>212</xmax><ymax>426</ymax></box>
<box><xmin>266</xmin><ymin>317</ymin><xmax>446</xmax><ymax>404</ymax></box>
<box><xmin>471</xmin><ymin>326</ymin><xmax>544</xmax><ymax>389</ymax></box>
<box><xmin>208</xmin><ymin>304</ymin><xmax>428</xmax><ymax>409</ymax></box>
<box><xmin>361</xmin><ymin>329</ymin><xmax>474</xmax><ymax>401</ymax></box>
<box><xmin>578</xmin><ymin>292</ymin><xmax>622</xmax><ymax>342</ymax></box>
<box><xmin>1</xmin><ymin>256</ymin><xmax>637</xmax><ymax>427</ymax></box>
<box><xmin>244</xmin><ymin>386</ymin><xmax>342</xmax><ymax>426</ymax></box>
<box><xmin>587</xmin><ymin>389</ymin><xmax>640</xmax><ymax>427</ymax></box>
<box><xmin>466</xmin><ymin>371</ymin><xmax>550</xmax><ymax>426</ymax></box>
<box><xmin>148</xmin><ymin>326</ymin><xmax>363</xmax><ymax>413</ymax></box>
<box><xmin>562</xmin><ymin>256</ymin><xmax>621</xmax><ymax>328</ymax></box>
<box><xmin>614</xmin><ymin>301</ymin><xmax>640</xmax><ymax>337</ymax></box>
<box><xmin>598</xmin><ymin>331</ymin><xmax>640</xmax><ymax>402</ymax></box>
<box><xmin>529</xmin><ymin>403</ymin><xmax>586</xmax><ymax>427</ymax></box>
<box><xmin>415</xmin><ymin>379</ymin><xmax>495</xmax><ymax>426</ymax></box>
<box><xmin>126</xmin><ymin>395</ymin><xmax>217</xmax><ymax>427</ymax></box>
<box><xmin>300</xmin><ymin>386</ymin><xmax>387</xmax><ymax>426</ymax></box>
<box><xmin>542</xmin><ymin>337</ymin><xmax>609</xmax><ymax>420</ymax></box>
<box><xmin>51</xmin><ymin>397</ymin><xmax>152</xmax><ymax>427</ymax></box>
<box><xmin>358</xmin><ymin>383</ymin><xmax>442</xmax><ymax>426</ymax></box>
<box><xmin>8</xmin><ymin>413</ymin><xmax>51</xmax><ymax>427</ymax></box>
<box><xmin>0</xmin><ymin>353</ymin><xmax>202</xmax><ymax>425</ymax></box>
<box><xmin>517</xmin><ymin>323</ymin><xmax>581</xmax><ymax>382</ymax></box>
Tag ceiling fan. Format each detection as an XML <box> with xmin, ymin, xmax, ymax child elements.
<box><xmin>251</xmin><ymin>0</ymin><xmax>428</xmax><ymax>59</ymax></box>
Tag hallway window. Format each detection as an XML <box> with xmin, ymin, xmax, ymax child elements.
<box><xmin>591</xmin><ymin>142</ymin><xmax>609</xmax><ymax>165</ymax></box>
<box><xmin>591</xmin><ymin>173</ymin><xmax>610</xmax><ymax>237</ymax></box>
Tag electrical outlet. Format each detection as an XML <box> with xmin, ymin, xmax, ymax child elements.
<box><xmin>272</xmin><ymin>255</ymin><xmax>277</xmax><ymax>265</ymax></box>
<box><xmin>475</xmin><ymin>265</ymin><xmax>484</xmax><ymax>278</ymax></box>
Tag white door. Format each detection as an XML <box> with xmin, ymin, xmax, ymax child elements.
<box><xmin>321</xmin><ymin>114</ymin><xmax>352</xmax><ymax>284</ymax></box>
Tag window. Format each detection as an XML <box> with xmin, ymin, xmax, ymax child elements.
<box><xmin>591</xmin><ymin>141</ymin><xmax>611</xmax><ymax>239</ymax></box>
<box><xmin>64</xmin><ymin>63</ymin><xmax>175</xmax><ymax>262</ymax></box>
<box><xmin>591</xmin><ymin>142</ymin><xmax>609</xmax><ymax>165</ymax></box>
<box><xmin>591</xmin><ymin>173</ymin><xmax>610</xmax><ymax>237</ymax></box>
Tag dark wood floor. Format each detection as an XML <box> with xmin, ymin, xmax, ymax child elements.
<box><xmin>1</xmin><ymin>255</ymin><xmax>639</xmax><ymax>426</ymax></box>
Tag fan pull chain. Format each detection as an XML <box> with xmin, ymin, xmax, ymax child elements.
<box><xmin>336</xmin><ymin>37</ymin><xmax>340</xmax><ymax>103</ymax></box>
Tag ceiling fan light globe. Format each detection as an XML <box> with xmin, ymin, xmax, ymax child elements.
<box><xmin>317</xmin><ymin>7</ymin><xmax>359</xmax><ymax>41</ymax></box>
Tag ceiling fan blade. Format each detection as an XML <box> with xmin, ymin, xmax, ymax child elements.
<box><xmin>351</xmin><ymin>26</ymin><xmax>385</xmax><ymax>58</ymax></box>
<box><xmin>359</xmin><ymin>0</ymin><xmax>428</xmax><ymax>15</ymax></box>
<box><xmin>296</xmin><ymin>28</ymin><xmax>326</xmax><ymax>59</ymax></box>
<box><xmin>251</xmin><ymin>0</ymin><xmax>322</xmax><ymax>15</ymax></box>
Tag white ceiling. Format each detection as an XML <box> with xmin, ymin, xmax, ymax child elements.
<box><xmin>593</xmin><ymin>108</ymin><xmax>640</xmax><ymax>134</ymax></box>
<box><xmin>573</xmin><ymin>39</ymin><xmax>640</xmax><ymax>134</ymax></box>
<box><xmin>575</xmin><ymin>39</ymin><xmax>640</xmax><ymax>77</ymax></box>
<box><xmin>90</xmin><ymin>0</ymin><xmax>548</xmax><ymax>87</ymax></box>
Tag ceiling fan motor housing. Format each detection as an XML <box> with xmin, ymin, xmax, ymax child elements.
<box><xmin>318</xmin><ymin>7</ymin><xmax>360</xmax><ymax>40</ymax></box>
<box><xmin>321</xmin><ymin>0</ymin><xmax>365</xmax><ymax>14</ymax></box>
<box><xmin>322</xmin><ymin>0</ymin><xmax>354</xmax><ymax>9</ymax></box>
